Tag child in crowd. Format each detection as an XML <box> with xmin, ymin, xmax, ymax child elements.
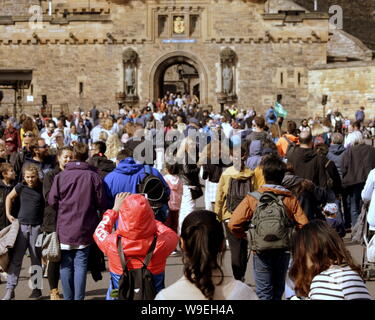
<box><xmin>163</xmin><ymin>162</ymin><xmax>183</xmax><ymax>234</ymax></box>
<box><xmin>323</xmin><ymin>203</ymin><xmax>346</xmax><ymax>238</ymax></box>
<box><xmin>2</xmin><ymin>164</ymin><xmax>45</xmax><ymax>300</ymax></box>
<box><xmin>163</xmin><ymin>162</ymin><xmax>183</xmax><ymax>255</ymax></box>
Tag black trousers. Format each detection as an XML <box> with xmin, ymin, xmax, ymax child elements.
<box><xmin>225</xmin><ymin>222</ymin><xmax>248</xmax><ymax>281</ymax></box>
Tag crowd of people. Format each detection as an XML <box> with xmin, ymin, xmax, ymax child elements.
<box><xmin>0</xmin><ymin>92</ymin><xmax>374</xmax><ymax>301</ymax></box>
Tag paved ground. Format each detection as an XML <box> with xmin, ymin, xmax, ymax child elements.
<box><xmin>1</xmin><ymin>233</ymin><xmax>374</xmax><ymax>300</ymax></box>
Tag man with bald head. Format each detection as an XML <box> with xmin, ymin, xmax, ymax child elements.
<box><xmin>286</xmin><ymin>130</ymin><xmax>328</xmax><ymax>188</ymax></box>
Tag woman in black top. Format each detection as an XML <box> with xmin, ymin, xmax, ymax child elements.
<box><xmin>3</xmin><ymin>164</ymin><xmax>45</xmax><ymax>300</ymax></box>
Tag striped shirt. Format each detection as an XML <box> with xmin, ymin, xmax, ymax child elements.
<box><xmin>309</xmin><ymin>265</ymin><xmax>372</xmax><ymax>300</ymax></box>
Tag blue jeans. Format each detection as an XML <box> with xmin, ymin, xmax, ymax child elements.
<box><xmin>253</xmin><ymin>250</ymin><xmax>290</xmax><ymax>300</ymax></box>
<box><xmin>346</xmin><ymin>183</ymin><xmax>365</xmax><ymax>228</ymax></box>
<box><xmin>60</xmin><ymin>246</ymin><xmax>90</xmax><ymax>300</ymax></box>
<box><xmin>106</xmin><ymin>271</ymin><xmax>165</xmax><ymax>300</ymax></box>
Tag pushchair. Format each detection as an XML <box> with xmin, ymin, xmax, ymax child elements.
<box><xmin>355</xmin><ymin>204</ymin><xmax>375</xmax><ymax>281</ymax></box>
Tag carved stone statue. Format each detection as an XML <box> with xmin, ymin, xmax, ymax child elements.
<box><xmin>222</xmin><ymin>65</ymin><xmax>233</xmax><ymax>94</ymax></box>
<box><xmin>125</xmin><ymin>65</ymin><xmax>135</xmax><ymax>95</ymax></box>
<box><xmin>220</xmin><ymin>48</ymin><xmax>236</xmax><ymax>95</ymax></box>
<box><xmin>123</xmin><ymin>48</ymin><xmax>138</xmax><ymax>96</ymax></box>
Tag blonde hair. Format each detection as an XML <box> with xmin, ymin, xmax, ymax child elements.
<box><xmin>99</xmin><ymin>131</ymin><xmax>108</xmax><ymax>142</ymax></box>
<box><xmin>105</xmin><ymin>134</ymin><xmax>122</xmax><ymax>160</ymax></box>
<box><xmin>311</xmin><ymin>122</ymin><xmax>325</xmax><ymax>136</ymax></box>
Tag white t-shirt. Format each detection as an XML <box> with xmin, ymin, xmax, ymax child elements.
<box><xmin>155</xmin><ymin>275</ymin><xmax>258</xmax><ymax>300</ymax></box>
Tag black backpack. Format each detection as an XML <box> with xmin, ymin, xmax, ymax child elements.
<box><xmin>226</xmin><ymin>177</ymin><xmax>253</xmax><ymax>213</ymax></box>
<box><xmin>283</xmin><ymin>136</ymin><xmax>297</xmax><ymax>157</ymax></box>
<box><xmin>137</xmin><ymin>165</ymin><xmax>169</xmax><ymax>219</ymax></box>
<box><xmin>116</xmin><ymin>235</ymin><xmax>157</xmax><ymax>300</ymax></box>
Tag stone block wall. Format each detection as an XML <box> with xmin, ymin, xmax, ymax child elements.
<box><xmin>308</xmin><ymin>62</ymin><xmax>375</xmax><ymax>120</ymax></box>
<box><xmin>0</xmin><ymin>0</ymin><xmax>329</xmax><ymax>119</ymax></box>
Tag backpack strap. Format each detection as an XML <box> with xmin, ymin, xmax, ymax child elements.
<box><xmin>117</xmin><ymin>234</ymin><xmax>158</xmax><ymax>271</ymax></box>
<box><xmin>117</xmin><ymin>236</ymin><xmax>128</xmax><ymax>272</ymax></box>
<box><xmin>249</xmin><ymin>191</ymin><xmax>262</xmax><ymax>200</ymax></box>
<box><xmin>143</xmin><ymin>234</ymin><xmax>158</xmax><ymax>267</ymax></box>
<box><xmin>144</xmin><ymin>164</ymin><xmax>152</xmax><ymax>176</ymax></box>
<box><xmin>325</xmin><ymin>160</ymin><xmax>331</xmax><ymax>169</ymax></box>
<box><xmin>284</xmin><ymin>136</ymin><xmax>292</xmax><ymax>145</ymax></box>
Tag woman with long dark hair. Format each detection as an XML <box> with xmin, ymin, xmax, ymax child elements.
<box><xmin>289</xmin><ymin>220</ymin><xmax>372</xmax><ymax>300</ymax></box>
<box><xmin>155</xmin><ymin>210</ymin><xmax>258</xmax><ymax>300</ymax></box>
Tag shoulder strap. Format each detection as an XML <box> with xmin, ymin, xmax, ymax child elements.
<box><xmin>143</xmin><ymin>234</ymin><xmax>158</xmax><ymax>267</ymax></box>
<box><xmin>325</xmin><ymin>160</ymin><xmax>331</xmax><ymax>169</ymax></box>
<box><xmin>144</xmin><ymin>164</ymin><xmax>152</xmax><ymax>176</ymax></box>
<box><xmin>284</xmin><ymin>136</ymin><xmax>292</xmax><ymax>145</ymax></box>
<box><xmin>249</xmin><ymin>191</ymin><xmax>262</xmax><ymax>200</ymax></box>
<box><xmin>117</xmin><ymin>234</ymin><xmax>158</xmax><ymax>271</ymax></box>
<box><xmin>117</xmin><ymin>236</ymin><xmax>127</xmax><ymax>272</ymax></box>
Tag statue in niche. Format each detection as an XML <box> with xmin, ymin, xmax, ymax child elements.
<box><xmin>125</xmin><ymin>65</ymin><xmax>135</xmax><ymax>95</ymax></box>
<box><xmin>123</xmin><ymin>48</ymin><xmax>138</xmax><ymax>96</ymax></box>
<box><xmin>222</xmin><ymin>65</ymin><xmax>233</xmax><ymax>95</ymax></box>
<box><xmin>220</xmin><ymin>47</ymin><xmax>236</xmax><ymax>95</ymax></box>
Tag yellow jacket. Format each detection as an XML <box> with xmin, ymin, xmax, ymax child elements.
<box><xmin>215</xmin><ymin>166</ymin><xmax>254</xmax><ymax>221</ymax></box>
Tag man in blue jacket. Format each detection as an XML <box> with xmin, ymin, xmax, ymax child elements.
<box><xmin>103</xmin><ymin>140</ymin><xmax>170</xmax><ymax>210</ymax></box>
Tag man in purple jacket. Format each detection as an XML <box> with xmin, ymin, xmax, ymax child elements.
<box><xmin>48</xmin><ymin>143</ymin><xmax>107</xmax><ymax>300</ymax></box>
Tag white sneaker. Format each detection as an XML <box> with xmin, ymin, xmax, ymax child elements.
<box><xmin>0</xmin><ymin>272</ymin><xmax>7</xmax><ymax>282</ymax></box>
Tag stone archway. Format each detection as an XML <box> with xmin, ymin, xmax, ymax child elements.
<box><xmin>149</xmin><ymin>51</ymin><xmax>208</xmax><ymax>104</ymax></box>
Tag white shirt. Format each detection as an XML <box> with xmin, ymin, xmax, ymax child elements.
<box><xmin>155</xmin><ymin>275</ymin><xmax>258</xmax><ymax>300</ymax></box>
<box><xmin>363</xmin><ymin>169</ymin><xmax>375</xmax><ymax>231</ymax></box>
<box><xmin>175</xmin><ymin>98</ymin><xmax>183</xmax><ymax>108</ymax></box>
<box><xmin>344</xmin><ymin>130</ymin><xmax>363</xmax><ymax>148</ymax></box>
<box><xmin>221</xmin><ymin>122</ymin><xmax>233</xmax><ymax>139</ymax></box>
<box><xmin>40</xmin><ymin>131</ymin><xmax>57</xmax><ymax>148</ymax></box>
<box><xmin>153</xmin><ymin>112</ymin><xmax>165</xmax><ymax>122</ymax></box>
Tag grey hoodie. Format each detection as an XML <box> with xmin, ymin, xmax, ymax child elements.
<box><xmin>327</xmin><ymin>144</ymin><xmax>346</xmax><ymax>178</ymax></box>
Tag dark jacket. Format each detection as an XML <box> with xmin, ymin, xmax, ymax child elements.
<box><xmin>87</xmin><ymin>155</ymin><xmax>115</xmax><ymax>179</ymax></box>
<box><xmin>342</xmin><ymin>144</ymin><xmax>375</xmax><ymax>187</ymax></box>
<box><xmin>0</xmin><ymin>180</ymin><xmax>18</xmax><ymax>230</ymax></box>
<box><xmin>324</xmin><ymin>158</ymin><xmax>342</xmax><ymax>196</ymax></box>
<box><xmin>11</xmin><ymin>148</ymin><xmax>32</xmax><ymax>181</ymax></box>
<box><xmin>282</xmin><ymin>173</ymin><xmax>335</xmax><ymax>221</ymax></box>
<box><xmin>286</xmin><ymin>146</ymin><xmax>327</xmax><ymax>188</ymax></box>
<box><xmin>48</xmin><ymin>161</ymin><xmax>107</xmax><ymax>246</ymax></box>
<box><xmin>22</xmin><ymin>155</ymin><xmax>56</xmax><ymax>182</ymax></box>
<box><xmin>327</xmin><ymin>144</ymin><xmax>346</xmax><ymax>178</ymax></box>
<box><xmin>41</xmin><ymin>167</ymin><xmax>61</xmax><ymax>233</ymax></box>
<box><xmin>245</xmin><ymin>131</ymin><xmax>272</xmax><ymax>145</ymax></box>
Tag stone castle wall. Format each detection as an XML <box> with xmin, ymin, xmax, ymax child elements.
<box><xmin>308</xmin><ymin>62</ymin><xmax>375</xmax><ymax>120</ymax></box>
<box><xmin>0</xmin><ymin>0</ymin><xmax>333</xmax><ymax>120</ymax></box>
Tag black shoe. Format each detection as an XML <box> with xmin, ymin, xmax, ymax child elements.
<box><xmin>29</xmin><ymin>289</ymin><xmax>42</xmax><ymax>300</ymax></box>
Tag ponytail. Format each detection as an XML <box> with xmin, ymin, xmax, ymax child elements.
<box><xmin>181</xmin><ymin>210</ymin><xmax>225</xmax><ymax>300</ymax></box>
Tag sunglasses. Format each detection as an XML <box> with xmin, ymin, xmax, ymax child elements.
<box><xmin>37</xmin><ymin>145</ymin><xmax>48</xmax><ymax>149</ymax></box>
<box><xmin>23</xmin><ymin>134</ymin><xmax>34</xmax><ymax>137</ymax></box>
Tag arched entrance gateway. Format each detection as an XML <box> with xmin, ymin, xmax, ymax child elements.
<box><xmin>150</xmin><ymin>51</ymin><xmax>208</xmax><ymax>104</ymax></box>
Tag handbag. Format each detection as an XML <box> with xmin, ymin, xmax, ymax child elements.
<box><xmin>189</xmin><ymin>184</ymin><xmax>203</xmax><ymax>200</ymax></box>
<box><xmin>364</xmin><ymin>234</ymin><xmax>375</xmax><ymax>263</ymax></box>
<box><xmin>42</xmin><ymin>232</ymin><xmax>61</xmax><ymax>262</ymax></box>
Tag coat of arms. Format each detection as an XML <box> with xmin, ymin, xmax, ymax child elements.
<box><xmin>174</xmin><ymin>17</ymin><xmax>185</xmax><ymax>34</ymax></box>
